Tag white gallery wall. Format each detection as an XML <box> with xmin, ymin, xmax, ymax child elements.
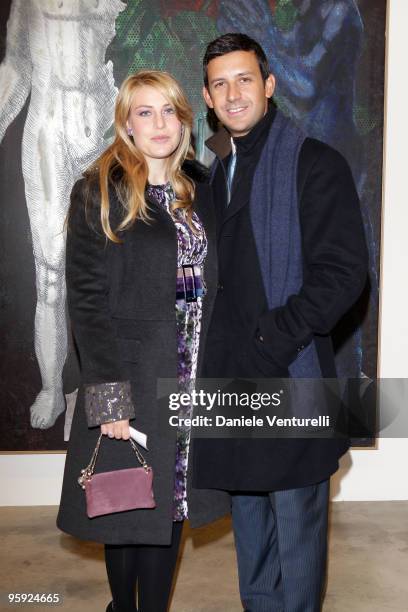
<box><xmin>331</xmin><ymin>0</ymin><xmax>408</xmax><ymax>501</ymax></box>
<box><xmin>0</xmin><ymin>0</ymin><xmax>407</xmax><ymax>506</ymax></box>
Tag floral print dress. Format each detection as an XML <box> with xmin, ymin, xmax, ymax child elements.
<box><xmin>146</xmin><ymin>182</ymin><xmax>207</xmax><ymax>521</ymax></box>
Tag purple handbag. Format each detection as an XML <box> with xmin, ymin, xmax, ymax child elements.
<box><xmin>78</xmin><ymin>433</ymin><xmax>156</xmax><ymax>518</ymax></box>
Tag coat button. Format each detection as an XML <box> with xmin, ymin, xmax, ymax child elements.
<box><xmin>217</xmin><ymin>283</ymin><xmax>224</xmax><ymax>291</ymax></box>
<box><xmin>297</xmin><ymin>345</ymin><xmax>305</xmax><ymax>352</ymax></box>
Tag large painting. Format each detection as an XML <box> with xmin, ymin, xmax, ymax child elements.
<box><xmin>0</xmin><ymin>0</ymin><xmax>386</xmax><ymax>451</ymax></box>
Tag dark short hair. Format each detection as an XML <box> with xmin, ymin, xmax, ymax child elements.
<box><xmin>203</xmin><ymin>33</ymin><xmax>270</xmax><ymax>87</ymax></box>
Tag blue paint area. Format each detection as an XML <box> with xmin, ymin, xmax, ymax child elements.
<box><xmin>218</xmin><ymin>0</ymin><xmax>364</xmax><ymax>183</ymax></box>
<box><xmin>217</xmin><ymin>0</ymin><xmax>378</xmax><ymax>377</ymax></box>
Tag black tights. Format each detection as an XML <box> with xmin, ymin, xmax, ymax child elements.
<box><xmin>104</xmin><ymin>521</ymin><xmax>183</xmax><ymax>612</ymax></box>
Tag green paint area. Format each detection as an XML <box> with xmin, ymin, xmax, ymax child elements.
<box><xmin>112</xmin><ymin>0</ymin><xmax>219</xmax><ymax>111</ymax></box>
<box><xmin>353</xmin><ymin>105</ymin><xmax>377</xmax><ymax>136</ymax></box>
<box><xmin>275</xmin><ymin>0</ymin><xmax>299</xmax><ymax>31</ymax></box>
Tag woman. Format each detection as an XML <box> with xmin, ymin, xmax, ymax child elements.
<box><xmin>56</xmin><ymin>71</ymin><xmax>229</xmax><ymax>612</ymax></box>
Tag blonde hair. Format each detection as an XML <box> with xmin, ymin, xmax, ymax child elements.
<box><xmin>86</xmin><ymin>70</ymin><xmax>195</xmax><ymax>242</ymax></box>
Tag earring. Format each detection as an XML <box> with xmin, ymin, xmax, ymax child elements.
<box><xmin>127</xmin><ymin>127</ymin><xmax>133</xmax><ymax>136</ymax></box>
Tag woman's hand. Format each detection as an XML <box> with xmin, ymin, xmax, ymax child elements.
<box><xmin>101</xmin><ymin>419</ymin><xmax>130</xmax><ymax>440</ymax></box>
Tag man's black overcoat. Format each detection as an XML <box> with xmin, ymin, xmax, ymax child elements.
<box><xmin>192</xmin><ymin>109</ymin><xmax>369</xmax><ymax>492</ymax></box>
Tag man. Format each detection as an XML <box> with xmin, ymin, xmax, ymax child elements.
<box><xmin>192</xmin><ymin>33</ymin><xmax>368</xmax><ymax>611</ymax></box>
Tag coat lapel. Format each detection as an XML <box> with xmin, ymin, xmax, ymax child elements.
<box><xmin>206</xmin><ymin>129</ymin><xmax>251</xmax><ymax>230</ymax></box>
<box><xmin>145</xmin><ymin>191</ymin><xmax>173</xmax><ymax>220</ymax></box>
<box><xmin>223</xmin><ymin>177</ymin><xmax>250</xmax><ymax>224</ymax></box>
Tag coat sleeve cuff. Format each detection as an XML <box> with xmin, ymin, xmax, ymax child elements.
<box><xmin>84</xmin><ymin>381</ymin><xmax>135</xmax><ymax>427</ymax></box>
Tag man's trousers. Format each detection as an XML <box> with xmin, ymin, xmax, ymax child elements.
<box><xmin>231</xmin><ymin>479</ymin><xmax>330</xmax><ymax>612</ymax></box>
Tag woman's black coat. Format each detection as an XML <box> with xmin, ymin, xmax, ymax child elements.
<box><xmin>56</xmin><ymin>162</ymin><xmax>230</xmax><ymax>545</ymax></box>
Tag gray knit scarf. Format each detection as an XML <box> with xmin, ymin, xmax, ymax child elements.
<box><xmin>250</xmin><ymin>110</ymin><xmax>322</xmax><ymax>379</ymax></box>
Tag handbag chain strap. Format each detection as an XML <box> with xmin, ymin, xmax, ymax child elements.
<box><xmin>78</xmin><ymin>432</ymin><xmax>150</xmax><ymax>489</ymax></box>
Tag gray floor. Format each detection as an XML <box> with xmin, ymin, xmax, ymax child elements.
<box><xmin>0</xmin><ymin>502</ymin><xmax>407</xmax><ymax>611</ymax></box>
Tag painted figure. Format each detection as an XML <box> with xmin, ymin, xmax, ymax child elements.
<box><xmin>0</xmin><ymin>0</ymin><xmax>125</xmax><ymax>428</ymax></box>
